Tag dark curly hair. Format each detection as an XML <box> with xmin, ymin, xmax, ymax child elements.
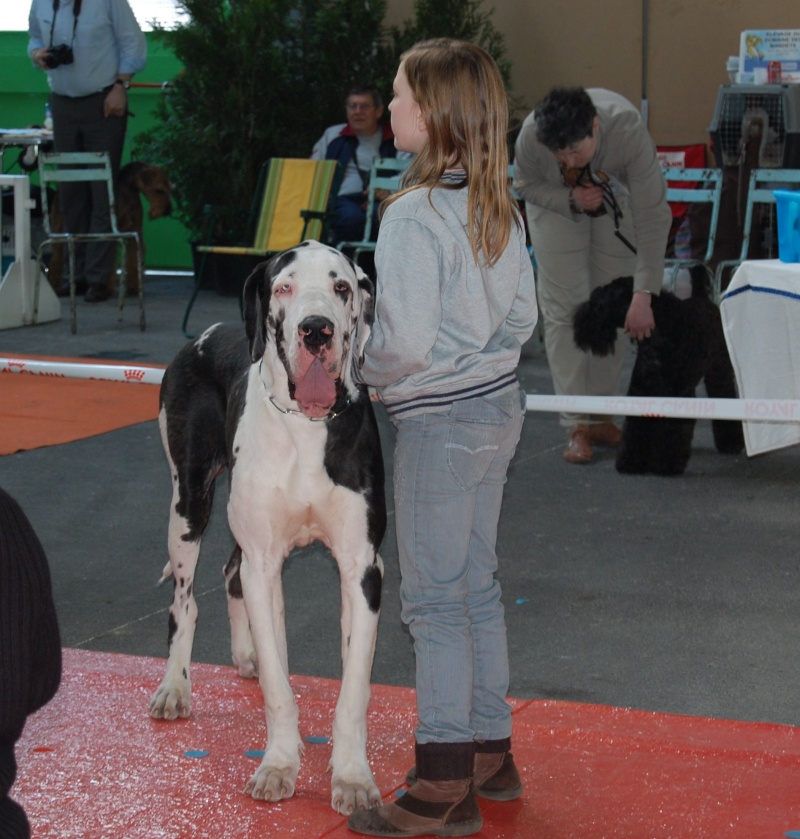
<box><xmin>534</xmin><ymin>87</ymin><xmax>597</xmax><ymax>151</ymax></box>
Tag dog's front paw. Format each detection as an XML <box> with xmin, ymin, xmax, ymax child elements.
<box><xmin>331</xmin><ymin>772</ymin><xmax>381</xmax><ymax>815</ymax></box>
<box><xmin>244</xmin><ymin>761</ymin><xmax>299</xmax><ymax>802</ymax></box>
<box><xmin>149</xmin><ymin>682</ymin><xmax>192</xmax><ymax>720</ymax></box>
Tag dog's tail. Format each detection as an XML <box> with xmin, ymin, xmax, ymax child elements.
<box><xmin>157</xmin><ymin>561</ymin><xmax>173</xmax><ymax>586</ymax></box>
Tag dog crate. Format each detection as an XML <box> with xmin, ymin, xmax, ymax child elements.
<box><xmin>708</xmin><ymin>84</ymin><xmax>800</xmax><ymax>168</ymax></box>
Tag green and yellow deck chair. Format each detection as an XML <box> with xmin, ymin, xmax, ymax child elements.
<box><xmin>183</xmin><ymin>158</ymin><xmax>339</xmax><ymax>336</ymax></box>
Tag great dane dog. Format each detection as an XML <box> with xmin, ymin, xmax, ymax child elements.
<box><xmin>150</xmin><ymin>240</ymin><xmax>386</xmax><ymax>814</ymax></box>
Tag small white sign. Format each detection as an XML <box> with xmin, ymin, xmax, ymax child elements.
<box><xmin>740</xmin><ymin>29</ymin><xmax>800</xmax><ymax>83</ymax></box>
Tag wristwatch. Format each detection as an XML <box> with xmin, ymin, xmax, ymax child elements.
<box><xmin>114</xmin><ymin>79</ymin><xmax>131</xmax><ymax>90</ymax></box>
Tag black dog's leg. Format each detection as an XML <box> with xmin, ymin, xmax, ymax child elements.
<box><xmin>647</xmin><ymin>418</ymin><xmax>695</xmax><ymax>476</ymax></box>
<box><xmin>702</xmin><ymin>318</ymin><xmax>745</xmax><ymax>455</ymax></box>
<box><xmin>616</xmin><ymin>416</ymin><xmax>654</xmax><ymax>473</ymax></box>
<box><xmin>710</xmin><ymin>417</ymin><xmax>745</xmax><ymax>455</ymax></box>
<box><xmin>616</xmin><ymin>340</ymin><xmax>692</xmax><ymax>475</ymax></box>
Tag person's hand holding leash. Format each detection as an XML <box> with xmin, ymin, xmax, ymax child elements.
<box><xmin>624</xmin><ymin>290</ymin><xmax>655</xmax><ymax>340</ymax></box>
<box><xmin>570</xmin><ymin>183</ymin><xmax>605</xmax><ymax>214</ymax></box>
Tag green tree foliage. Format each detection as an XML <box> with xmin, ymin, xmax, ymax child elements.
<box><xmin>385</xmin><ymin>0</ymin><xmax>513</xmax><ymax>90</ymax></box>
<box><xmin>133</xmin><ymin>0</ymin><xmax>513</xmax><ymax>243</ymax></box>
<box><xmin>134</xmin><ymin>0</ymin><xmax>388</xmax><ymax>241</ymax></box>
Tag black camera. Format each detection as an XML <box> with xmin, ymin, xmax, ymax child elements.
<box><xmin>44</xmin><ymin>44</ymin><xmax>74</xmax><ymax>68</ymax></box>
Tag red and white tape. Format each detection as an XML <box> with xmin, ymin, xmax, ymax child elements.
<box><xmin>2</xmin><ymin>357</ymin><xmax>797</xmax><ymax>424</ymax></box>
<box><xmin>0</xmin><ymin>356</ymin><xmax>165</xmax><ymax>385</ymax></box>
<box><xmin>525</xmin><ymin>394</ymin><xmax>800</xmax><ymax>423</ymax></box>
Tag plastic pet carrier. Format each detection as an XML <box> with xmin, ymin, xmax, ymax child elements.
<box><xmin>708</xmin><ymin>84</ymin><xmax>800</xmax><ymax>168</ymax></box>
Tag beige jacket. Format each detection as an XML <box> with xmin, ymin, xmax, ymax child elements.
<box><xmin>514</xmin><ymin>88</ymin><xmax>671</xmax><ymax>294</ymax></box>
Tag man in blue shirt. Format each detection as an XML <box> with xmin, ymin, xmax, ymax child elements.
<box><xmin>28</xmin><ymin>0</ymin><xmax>146</xmax><ymax>302</ymax></box>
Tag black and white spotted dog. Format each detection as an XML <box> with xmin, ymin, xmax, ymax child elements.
<box><xmin>149</xmin><ymin>240</ymin><xmax>386</xmax><ymax>814</ymax></box>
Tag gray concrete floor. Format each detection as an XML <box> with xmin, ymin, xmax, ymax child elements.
<box><xmin>1</xmin><ymin>273</ymin><xmax>798</xmax><ymax>727</ymax></box>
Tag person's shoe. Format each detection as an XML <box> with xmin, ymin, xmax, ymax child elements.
<box><xmin>350</xmin><ymin>741</ymin><xmax>481</xmax><ymax>837</ymax></box>
<box><xmin>472</xmin><ymin>751</ymin><xmax>523</xmax><ymax>801</ymax></box>
<box><xmin>586</xmin><ymin>421</ymin><xmax>622</xmax><ymax>447</ymax></box>
<box><xmin>405</xmin><ymin>739</ymin><xmax>523</xmax><ymax>802</ymax></box>
<box><xmin>55</xmin><ymin>280</ymin><xmax>87</xmax><ymax>297</ymax></box>
<box><xmin>346</xmin><ymin>778</ymin><xmax>482</xmax><ymax>837</ymax></box>
<box><xmin>84</xmin><ymin>285</ymin><xmax>110</xmax><ymax>303</ymax></box>
<box><xmin>564</xmin><ymin>425</ymin><xmax>593</xmax><ymax>464</ymax></box>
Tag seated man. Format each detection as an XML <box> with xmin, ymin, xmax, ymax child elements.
<box><xmin>311</xmin><ymin>85</ymin><xmax>408</xmax><ymax>246</ymax></box>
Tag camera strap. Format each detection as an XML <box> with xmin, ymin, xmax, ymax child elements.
<box><xmin>49</xmin><ymin>0</ymin><xmax>82</xmax><ymax>50</ymax></box>
<box><xmin>560</xmin><ymin>162</ymin><xmax>637</xmax><ymax>255</ymax></box>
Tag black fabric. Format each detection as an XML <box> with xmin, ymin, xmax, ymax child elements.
<box><xmin>475</xmin><ymin>737</ymin><xmax>511</xmax><ymax>754</ymax></box>
<box><xmin>324</xmin><ymin>132</ymin><xmax>398</xmax><ymax>192</ymax></box>
<box><xmin>415</xmin><ymin>741</ymin><xmax>475</xmax><ymax>781</ymax></box>
<box><xmin>0</xmin><ymin>487</ymin><xmax>62</xmax><ymax>839</ymax></box>
<box><xmin>0</xmin><ymin>794</ymin><xmax>29</xmax><ymax>839</ymax></box>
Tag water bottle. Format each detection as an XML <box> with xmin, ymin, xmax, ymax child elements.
<box><xmin>44</xmin><ymin>102</ymin><xmax>53</xmax><ymax>131</ymax></box>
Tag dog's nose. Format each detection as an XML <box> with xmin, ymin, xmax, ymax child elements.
<box><xmin>299</xmin><ymin>316</ymin><xmax>334</xmax><ymax>352</ymax></box>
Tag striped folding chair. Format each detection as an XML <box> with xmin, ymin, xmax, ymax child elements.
<box><xmin>185</xmin><ymin>158</ymin><xmax>339</xmax><ymax>336</ymax></box>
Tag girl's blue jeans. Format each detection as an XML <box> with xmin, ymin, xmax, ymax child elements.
<box><xmin>392</xmin><ymin>385</ymin><xmax>526</xmax><ymax>744</ymax></box>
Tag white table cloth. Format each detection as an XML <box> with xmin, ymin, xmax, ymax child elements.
<box><xmin>721</xmin><ymin>259</ymin><xmax>800</xmax><ymax>455</ymax></box>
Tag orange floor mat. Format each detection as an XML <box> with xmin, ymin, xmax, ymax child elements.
<box><xmin>0</xmin><ymin>355</ymin><xmax>162</xmax><ymax>454</ymax></box>
<box><xmin>13</xmin><ymin>649</ymin><xmax>800</xmax><ymax>838</ymax></box>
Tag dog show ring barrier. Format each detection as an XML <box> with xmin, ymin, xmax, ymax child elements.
<box><xmin>0</xmin><ymin>356</ymin><xmax>164</xmax><ymax>385</ymax></box>
<box><xmin>524</xmin><ymin>393</ymin><xmax>800</xmax><ymax>423</ymax></box>
<box><xmin>2</xmin><ymin>355</ymin><xmax>799</xmax><ymax>430</ymax></box>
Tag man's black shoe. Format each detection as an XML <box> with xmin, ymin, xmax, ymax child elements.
<box><xmin>55</xmin><ymin>280</ymin><xmax>88</xmax><ymax>298</ymax></box>
<box><xmin>84</xmin><ymin>285</ymin><xmax>110</xmax><ymax>303</ymax></box>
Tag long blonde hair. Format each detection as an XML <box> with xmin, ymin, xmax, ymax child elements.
<box><xmin>387</xmin><ymin>38</ymin><xmax>518</xmax><ymax>266</ymax></box>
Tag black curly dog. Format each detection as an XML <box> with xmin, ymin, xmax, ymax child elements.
<box><xmin>572</xmin><ymin>272</ymin><xmax>744</xmax><ymax>475</ymax></box>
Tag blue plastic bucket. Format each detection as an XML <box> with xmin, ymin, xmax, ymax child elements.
<box><xmin>773</xmin><ymin>189</ymin><xmax>800</xmax><ymax>263</ymax></box>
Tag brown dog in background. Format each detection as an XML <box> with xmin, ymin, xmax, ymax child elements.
<box><xmin>47</xmin><ymin>161</ymin><xmax>172</xmax><ymax>295</ymax></box>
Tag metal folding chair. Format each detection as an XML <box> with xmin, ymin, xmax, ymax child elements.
<box><xmin>714</xmin><ymin>168</ymin><xmax>800</xmax><ymax>298</ymax></box>
<box><xmin>35</xmin><ymin>151</ymin><xmax>144</xmax><ymax>334</ymax></box>
<box><xmin>337</xmin><ymin>157</ymin><xmax>411</xmax><ymax>267</ymax></box>
<box><xmin>661</xmin><ymin>167</ymin><xmax>724</xmax><ymax>300</ymax></box>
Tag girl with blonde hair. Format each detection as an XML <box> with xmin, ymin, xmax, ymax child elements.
<box><xmin>348</xmin><ymin>39</ymin><xmax>537</xmax><ymax>837</ymax></box>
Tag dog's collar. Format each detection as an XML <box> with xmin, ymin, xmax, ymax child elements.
<box><xmin>259</xmin><ymin>362</ymin><xmax>351</xmax><ymax>421</ymax></box>
<box><xmin>266</xmin><ymin>391</ymin><xmax>351</xmax><ymax>421</ymax></box>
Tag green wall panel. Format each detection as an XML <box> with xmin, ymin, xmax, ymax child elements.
<box><xmin>1</xmin><ymin>31</ymin><xmax>192</xmax><ymax>269</ymax></box>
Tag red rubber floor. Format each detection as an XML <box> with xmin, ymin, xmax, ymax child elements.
<box><xmin>13</xmin><ymin>649</ymin><xmax>800</xmax><ymax>838</ymax></box>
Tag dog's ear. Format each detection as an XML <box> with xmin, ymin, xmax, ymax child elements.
<box><xmin>572</xmin><ymin>300</ymin><xmax>596</xmax><ymax>352</ymax></box>
<box><xmin>354</xmin><ymin>269</ymin><xmax>375</xmax><ymax>365</ymax></box>
<box><xmin>243</xmin><ymin>260</ymin><xmax>273</xmax><ymax>362</ymax></box>
<box><xmin>572</xmin><ymin>277</ymin><xmax>635</xmax><ymax>356</ymax></box>
<box><xmin>572</xmin><ymin>297</ymin><xmax>619</xmax><ymax>356</ymax></box>
<box><xmin>344</xmin><ymin>262</ymin><xmax>375</xmax><ymax>391</ymax></box>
